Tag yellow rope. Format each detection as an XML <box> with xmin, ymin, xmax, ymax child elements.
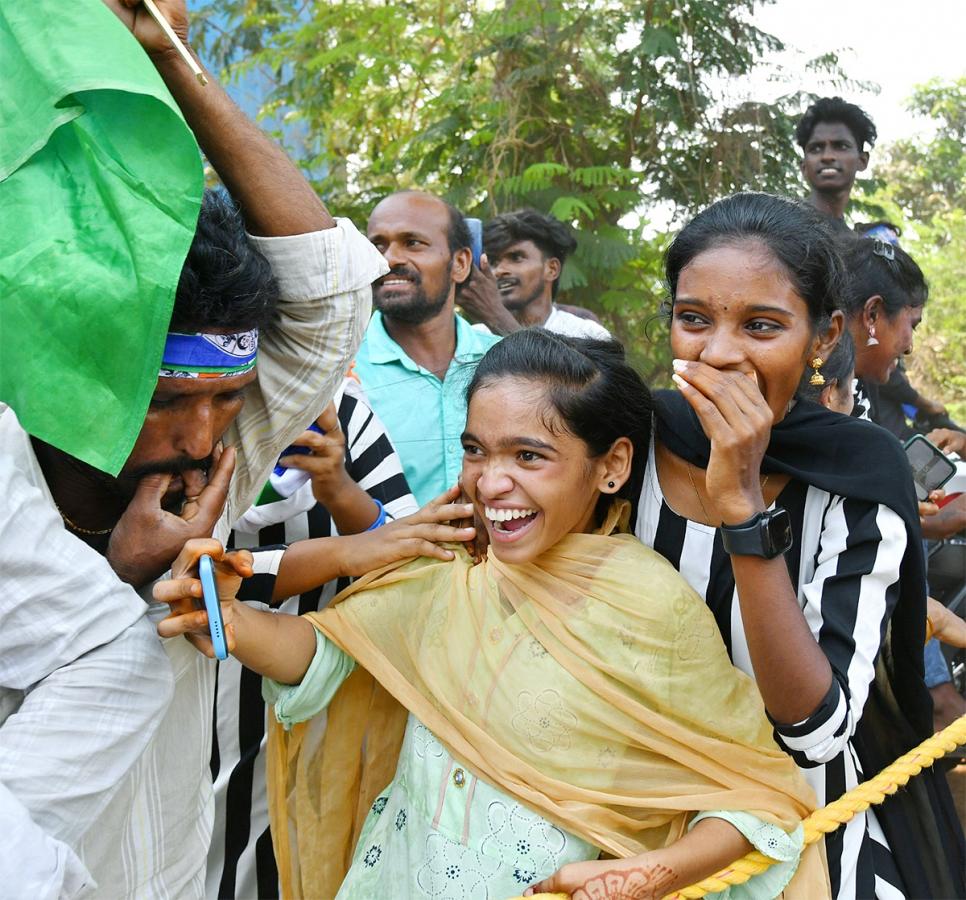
<box><xmin>664</xmin><ymin>714</ymin><xmax>966</xmax><ymax>899</ymax></box>
<box><xmin>504</xmin><ymin>715</ymin><xmax>965</xmax><ymax>900</ymax></box>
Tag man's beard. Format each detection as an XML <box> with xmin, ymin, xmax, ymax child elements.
<box><xmin>500</xmin><ymin>279</ymin><xmax>545</xmax><ymax>313</ymax></box>
<box><xmin>374</xmin><ymin>263</ymin><xmax>451</xmax><ymax>325</ymax></box>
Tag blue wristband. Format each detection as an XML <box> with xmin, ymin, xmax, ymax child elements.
<box><xmin>366</xmin><ymin>498</ymin><xmax>387</xmax><ymax>531</ymax></box>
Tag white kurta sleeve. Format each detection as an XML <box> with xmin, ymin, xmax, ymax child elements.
<box><xmin>0</xmin><ymin>782</ymin><xmax>92</xmax><ymax>899</ymax></box>
<box><xmin>0</xmin><ymin>407</ymin><xmax>174</xmax><ymax>850</ymax></box>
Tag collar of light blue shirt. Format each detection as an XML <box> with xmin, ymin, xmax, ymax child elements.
<box><xmin>365</xmin><ymin>310</ymin><xmax>496</xmax><ymax>368</ymax></box>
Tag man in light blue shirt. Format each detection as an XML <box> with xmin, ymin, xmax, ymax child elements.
<box><xmin>355</xmin><ymin>192</ymin><xmax>502</xmax><ymax>505</ymax></box>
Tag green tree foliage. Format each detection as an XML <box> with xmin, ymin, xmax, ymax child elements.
<box><xmin>193</xmin><ymin>0</ymin><xmax>842</xmax><ymax>381</ymax></box>
<box><xmin>867</xmin><ymin>78</ymin><xmax>966</xmax><ymax>417</ymax></box>
<box><xmin>879</xmin><ymin>78</ymin><xmax>966</xmax><ymax>225</ymax></box>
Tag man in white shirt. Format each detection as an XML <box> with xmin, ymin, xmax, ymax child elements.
<box><xmin>1</xmin><ymin>1</ymin><xmax>386</xmax><ymax>896</ymax></box>
<box><xmin>0</xmin><ymin>428</ymin><xmax>174</xmax><ymax>899</ymax></box>
<box><xmin>463</xmin><ymin>208</ymin><xmax>611</xmax><ymax>339</ymax></box>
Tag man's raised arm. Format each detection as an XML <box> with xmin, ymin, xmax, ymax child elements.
<box><xmin>106</xmin><ymin>0</ymin><xmax>333</xmax><ymax>236</ymax></box>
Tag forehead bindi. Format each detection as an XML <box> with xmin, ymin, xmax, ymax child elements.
<box><xmin>677</xmin><ymin>244</ymin><xmax>805</xmax><ymax>313</ymax></box>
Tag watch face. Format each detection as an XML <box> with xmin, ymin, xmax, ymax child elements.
<box><xmin>765</xmin><ymin>509</ymin><xmax>793</xmax><ymax>556</ymax></box>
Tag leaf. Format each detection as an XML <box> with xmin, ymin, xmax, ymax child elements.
<box><xmin>549</xmin><ymin>195</ymin><xmax>595</xmax><ymax>221</ymax></box>
<box><xmin>640</xmin><ymin>26</ymin><xmax>679</xmax><ymax>60</ymax></box>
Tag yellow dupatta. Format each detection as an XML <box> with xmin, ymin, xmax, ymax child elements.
<box><xmin>268</xmin><ymin>505</ymin><xmax>827</xmax><ymax>898</ymax></box>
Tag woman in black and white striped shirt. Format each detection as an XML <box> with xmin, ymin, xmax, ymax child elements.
<box><xmin>209</xmin><ymin>379</ymin><xmax>419</xmax><ymax>899</ymax></box>
<box><xmin>634</xmin><ymin>193</ymin><xmax>963</xmax><ymax>900</ymax></box>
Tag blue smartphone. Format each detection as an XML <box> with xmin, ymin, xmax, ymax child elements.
<box><xmin>273</xmin><ymin>421</ymin><xmax>324</xmax><ymax>477</ymax></box>
<box><xmin>198</xmin><ymin>554</ymin><xmax>229</xmax><ymax>660</ymax></box>
<box><xmin>465</xmin><ymin>217</ymin><xmax>483</xmax><ymax>269</ymax></box>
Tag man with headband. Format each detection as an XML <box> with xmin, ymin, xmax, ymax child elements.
<box><xmin>0</xmin><ymin>0</ymin><xmax>386</xmax><ymax>896</ymax></box>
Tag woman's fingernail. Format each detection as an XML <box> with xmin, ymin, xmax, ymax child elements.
<box><xmin>672</xmin><ymin>372</ymin><xmax>688</xmax><ymax>389</ymax></box>
<box><xmin>462</xmin><ymin>527</ymin><xmax>475</xmax><ymax>533</ymax></box>
<box><xmin>672</xmin><ymin>358</ymin><xmax>687</xmax><ymax>372</ymax></box>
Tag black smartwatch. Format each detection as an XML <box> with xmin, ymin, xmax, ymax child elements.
<box><xmin>720</xmin><ymin>508</ymin><xmax>793</xmax><ymax>559</ymax></box>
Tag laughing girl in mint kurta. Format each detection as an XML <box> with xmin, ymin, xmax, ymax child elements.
<box><xmin>158</xmin><ymin>330</ymin><xmax>828</xmax><ymax>900</ymax></box>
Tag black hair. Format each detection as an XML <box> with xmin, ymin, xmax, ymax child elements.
<box><xmin>798</xmin><ymin>329</ymin><xmax>855</xmax><ymax>402</ymax></box>
<box><xmin>664</xmin><ymin>192</ymin><xmax>846</xmax><ymax>331</ymax></box>
<box><xmin>466</xmin><ymin>328</ymin><xmax>652</xmax><ymax>506</ymax></box>
<box><xmin>170</xmin><ymin>189</ymin><xmax>280</xmax><ymax>332</ymax></box>
<box><xmin>795</xmin><ymin>96</ymin><xmax>877</xmax><ymax>151</ymax></box>
<box><xmin>483</xmin><ymin>209</ymin><xmax>578</xmax><ymax>298</ymax></box>
<box><xmin>838</xmin><ymin>235</ymin><xmax>928</xmax><ymax>319</ymax></box>
<box><xmin>444</xmin><ymin>201</ymin><xmax>471</xmax><ymax>255</ymax></box>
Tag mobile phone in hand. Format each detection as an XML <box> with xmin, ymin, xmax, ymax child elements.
<box><xmin>465</xmin><ymin>217</ymin><xmax>483</xmax><ymax>269</ymax></box>
<box><xmin>198</xmin><ymin>554</ymin><xmax>229</xmax><ymax>660</ymax></box>
<box><xmin>903</xmin><ymin>434</ymin><xmax>956</xmax><ymax>502</ymax></box>
<box><xmin>273</xmin><ymin>422</ymin><xmax>324</xmax><ymax>478</ymax></box>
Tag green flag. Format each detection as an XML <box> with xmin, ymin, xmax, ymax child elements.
<box><xmin>0</xmin><ymin>1</ymin><xmax>203</xmax><ymax>474</ymax></box>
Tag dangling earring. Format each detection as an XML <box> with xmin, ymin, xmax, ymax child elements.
<box><xmin>808</xmin><ymin>357</ymin><xmax>826</xmax><ymax>386</ymax></box>
<box><xmin>866</xmin><ymin>326</ymin><xmax>879</xmax><ymax>347</ymax></box>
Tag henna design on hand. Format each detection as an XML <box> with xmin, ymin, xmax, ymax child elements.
<box><xmin>571</xmin><ymin>863</ymin><xmax>677</xmax><ymax>900</ymax></box>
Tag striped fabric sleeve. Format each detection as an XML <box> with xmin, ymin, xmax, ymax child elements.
<box><xmin>341</xmin><ymin>380</ymin><xmax>418</xmax><ymax>522</ymax></box>
<box><xmin>773</xmin><ymin>498</ymin><xmax>906</xmax><ymax>764</ymax></box>
<box><xmin>235</xmin><ymin>546</ymin><xmax>286</xmax><ymax>606</ymax></box>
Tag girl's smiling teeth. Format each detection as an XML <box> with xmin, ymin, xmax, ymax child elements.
<box><xmin>484</xmin><ymin>506</ymin><xmax>539</xmax><ymax>535</ymax></box>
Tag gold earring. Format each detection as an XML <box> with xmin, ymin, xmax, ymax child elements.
<box><xmin>808</xmin><ymin>357</ymin><xmax>825</xmax><ymax>386</ymax></box>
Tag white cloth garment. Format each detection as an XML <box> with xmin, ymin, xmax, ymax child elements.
<box><xmin>542</xmin><ymin>305</ymin><xmax>611</xmax><ymax>339</ymax></box>
<box><xmin>0</xmin><ymin>783</ymin><xmax>91</xmax><ymax>900</ymax></box>
<box><xmin>0</xmin><ymin>405</ymin><xmax>174</xmax><ymax>899</ymax></box>
<box><xmin>2</xmin><ymin>218</ymin><xmax>385</xmax><ymax>900</ymax></box>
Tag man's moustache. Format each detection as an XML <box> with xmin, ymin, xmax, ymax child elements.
<box><xmin>377</xmin><ymin>268</ymin><xmax>421</xmax><ymax>286</ymax></box>
<box><xmin>126</xmin><ymin>455</ymin><xmax>213</xmax><ymax>480</ymax></box>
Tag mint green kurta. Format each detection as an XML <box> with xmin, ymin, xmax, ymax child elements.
<box><xmin>264</xmin><ymin>632</ymin><xmax>804</xmax><ymax>900</ymax></box>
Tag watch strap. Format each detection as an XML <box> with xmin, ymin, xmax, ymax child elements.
<box><xmin>720</xmin><ymin>508</ymin><xmax>792</xmax><ymax>559</ymax></box>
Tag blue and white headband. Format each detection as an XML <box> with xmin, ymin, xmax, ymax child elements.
<box><xmin>160</xmin><ymin>330</ymin><xmax>258</xmax><ymax>379</ymax></box>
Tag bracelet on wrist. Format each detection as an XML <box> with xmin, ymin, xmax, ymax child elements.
<box><xmin>366</xmin><ymin>499</ymin><xmax>387</xmax><ymax>531</ymax></box>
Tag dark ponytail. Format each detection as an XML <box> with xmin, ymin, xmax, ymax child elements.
<box><xmin>466</xmin><ymin>329</ymin><xmax>652</xmax><ymax>501</ymax></box>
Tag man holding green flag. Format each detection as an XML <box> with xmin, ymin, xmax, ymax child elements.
<box><xmin>0</xmin><ymin>0</ymin><xmax>387</xmax><ymax>895</ymax></box>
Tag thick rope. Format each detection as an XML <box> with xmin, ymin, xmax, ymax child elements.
<box><xmin>505</xmin><ymin>715</ymin><xmax>965</xmax><ymax>900</ymax></box>
<box><xmin>664</xmin><ymin>714</ymin><xmax>966</xmax><ymax>899</ymax></box>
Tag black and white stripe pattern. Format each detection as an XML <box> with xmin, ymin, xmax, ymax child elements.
<box><xmin>635</xmin><ymin>440</ymin><xmax>908</xmax><ymax>900</ymax></box>
<box><xmin>207</xmin><ymin>380</ymin><xmax>418</xmax><ymax>899</ymax></box>
<box><xmin>852</xmin><ymin>378</ymin><xmax>873</xmax><ymax>422</ymax></box>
